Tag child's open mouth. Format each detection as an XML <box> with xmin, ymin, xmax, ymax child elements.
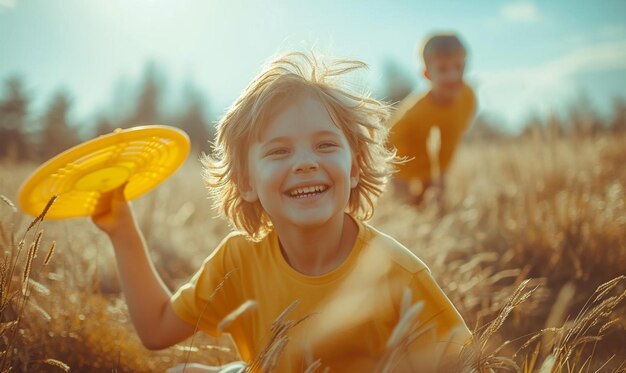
<box><xmin>285</xmin><ymin>184</ymin><xmax>329</xmax><ymax>199</ymax></box>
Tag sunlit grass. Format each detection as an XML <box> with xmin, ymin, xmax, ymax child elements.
<box><xmin>1</xmin><ymin>132</ymin><xmax>625</xmax><ymax>372</ymax></box>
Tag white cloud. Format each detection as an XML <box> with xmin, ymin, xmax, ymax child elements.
<box><xmin>0</xmin><ymin>0</ymin><xmax>15</xmax><ymax>9</ymax></box>
<box><xmin>474</xmin><ymin>40</ymin><xmax>626</xmax><ymax>128</ymax></box>
<box><xmin>500</xmin><ymin>1</ymin><xmax>542</xmax><ymax>23</ymax></box>
<box><xmin>541</xmin><ymin>41</ymin><xmax>626</xmax><ymax>75</ymax></box>
<box><xmin>566</xmin><ymin>24</ymin><xmax>626</xmax><ymax>47</ymax></box>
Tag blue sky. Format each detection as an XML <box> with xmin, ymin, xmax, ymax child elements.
<box><xmin>1</xmin><ymin>0</ymin><xmax>625</xmax><ymax>131</ymax></box>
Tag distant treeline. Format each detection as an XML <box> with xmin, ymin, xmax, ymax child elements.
<box><xmin>465</xmin><ymin>95</ymin><xmax>626</xmax><ymax>142</ymax></box>
<box><xmin>0</xmin><ymin>63</ymin><xmax>214</xmax><ymax>162</ymax></box>
<box><xmin>1</xmin><ymin>61</ymin><xmax>625</xmax><ymax>162</ymax></box>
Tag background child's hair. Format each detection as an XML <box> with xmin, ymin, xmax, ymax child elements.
<box><xmin>202</xmin><ymin>51</ymin><xmax>397</xmax><ymax>240</ymax></box>
<box><xmin>421</xmin><ymin>32</ymin><xmax>467</xmax><ymax>65</ymax></box>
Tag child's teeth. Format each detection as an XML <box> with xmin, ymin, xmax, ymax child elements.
<box><xmin>289</xmin><ymin>185</ymin><xmax>326</xmax><ymax>197</ymax></box>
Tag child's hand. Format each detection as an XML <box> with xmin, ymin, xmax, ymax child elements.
<box><xmin>91</xmin><ymin>183</ymin><xmax>136</xmax><ymax>238</ymax></box>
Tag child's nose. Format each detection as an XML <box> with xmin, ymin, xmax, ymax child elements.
<box><xmin>292</xmin><ymin>151</ymin><xmax>319</xmax><ymax>173</ymax></box>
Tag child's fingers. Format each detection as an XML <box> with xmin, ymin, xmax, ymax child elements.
<box><xmin>93</xmin><ymin>190</ymin><xmax>115</xmax><ymax>216</ymax></box>
<box><xmin>92</xmin><ymin>182</ymin><xmax>128</xmax><ymax>219</ymax></box>
<box><xmin>111</xmin><ymin>181</ymin><xmax>128</xmax><ymax>204</ymax></box>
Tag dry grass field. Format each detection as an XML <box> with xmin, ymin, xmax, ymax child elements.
<box><xmin>1</xmin><ymin>132</ymin><xmax>625</xmax><ymax>372</ymax></box>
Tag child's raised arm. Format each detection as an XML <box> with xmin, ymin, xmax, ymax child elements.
<box><xmin>92</xmin><ymin>184</ymin><xmax>195</xmax><ymax>349</ymax></box>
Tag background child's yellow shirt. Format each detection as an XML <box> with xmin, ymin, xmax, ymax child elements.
<box><xmin>171</xmin><ymin>217</ymin><xmax>470</xmax><ymax>371</ymax></box>
<box><xmin>389</xmin><ymin>84</ymin><xmax>477</xmax><ymax>183</ymax></box>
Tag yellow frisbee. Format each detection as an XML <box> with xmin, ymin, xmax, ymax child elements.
<box><xmin>18</xmin><ymin>125</ymin><xmax>190</xmax><ymax>219</ymax></box>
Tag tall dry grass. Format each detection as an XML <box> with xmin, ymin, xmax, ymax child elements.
<box><xmin>1</xmin><ymin>132</ymin><xmax>625</xmax><ymax>372</ymax></box>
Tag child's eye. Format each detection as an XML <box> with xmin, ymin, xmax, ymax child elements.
<box><xmin>318</xmin><ymin>142</ymin><xmax>337</xmax><ymax>150</ymax></box>
<box><xmin>266</xmin><ymin>148</ymin><xmax>289</xmax><ymax>157</ymax></box>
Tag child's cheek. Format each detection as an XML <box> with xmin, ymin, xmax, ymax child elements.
<box><xmin>257</xmin><ymin>161</ymin><xmax>283</xmax><ymax>189</ymax></box>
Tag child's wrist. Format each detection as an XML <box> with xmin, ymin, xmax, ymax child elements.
<box><xmin>106</xmin><ymin>218</ymin><xmax>139</xmax><ymax>243</ymax></box>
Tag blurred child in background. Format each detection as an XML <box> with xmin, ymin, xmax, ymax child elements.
<box><xmin>388</xmin><ymin>32</ymin><xmax>477</xmax><ymax>207</ymax></box>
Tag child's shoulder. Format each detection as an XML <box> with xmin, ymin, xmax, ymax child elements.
<box><xmin>462</xmin><ymin>83</ymin><xmax>476</xmax><ymax>99</ymax></box>
<box><xmin>403</xmin><ymin>91</ymin><xmax>430</xmax><ymax>113</ymax></box>
<box><xmin>213</xmin><ymin>230</ymin><xmax>271</xmax><ymax>260</ymax></box>
<box><xmin>200</xmin><ymin>230</ymin><xmax>278</xmax><ymax>276</ymax></box>
<box><xmin>389</xmin><ymin>92</ymin><xmax>429</xmax><ymax>126</ymax></box>
<box><xmin>362</xmin><ymin>222</ymin><xmax>429</xmax><ymax>275</ymax></box>
<box><xmin>217</xmin><ymin>230</ymin><xmax>252</xmax><ymax>248</ymax></box>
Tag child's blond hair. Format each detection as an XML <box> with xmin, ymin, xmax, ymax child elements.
<box><xmin>203</xmin><ymin>52</ymin><xmax>396</xmax><ymax>240</ymax></box>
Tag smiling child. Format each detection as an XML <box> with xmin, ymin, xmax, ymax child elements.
<box><xmin>93</xmin><ymin>52</ymin><xmax>471</xmax><ymax>372</ymax></box>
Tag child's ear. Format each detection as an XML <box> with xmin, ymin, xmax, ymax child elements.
<box><xmin>236</xmin><ymin>175</ymin><xmax>258</xmax><ymax>202</ymax></box>
<box><xmin>423</xmin><ymin>69</ymin><xmax>431</xmax><ymax>81</ymax></box>
<box><xmin>350</xmin><ymin>155</ymin><xmax>360</xmax><ymax>189</ymax></box>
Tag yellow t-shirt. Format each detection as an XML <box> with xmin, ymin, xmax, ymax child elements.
<box><xmin>171</xmin><ymin>217</ymin><xmax>471</xmax><ymax>372</ymax></box>
<box><xmin>389</xmin><ymin>84</ymin><xmax>477</xmax><ymax>183</ymax></box>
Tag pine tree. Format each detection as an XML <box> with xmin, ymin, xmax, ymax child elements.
<box><xmin>126</xmin><ymin>62</ymin><xmax>163</xmax><ymax>126</ymax></box>
<box><xmin>0</xmin><ymin>77</ymin><xmax>30</xmax><ymax>160</ymax></box>
<box><xmin>94</xmin><ymin>115</ymin><xmax>115</xmax><ymax>137</ymax></box>
<box><xmin>381</xmin><ymin>60</ymin><xmax>416</xmax><ymax>105</ymax></box>
<box><xmin>610</xmin><ymin>97</ymin><xmax>626</xmax><ymax>133</ymax></box>
<box><xmin>40</xmin><ymin>91</ymin><xmax>79</xmax><ymax>159</ymax></box>
<box><xmin>179</xmin><ymin>84</ymin><xmax>213</xmax><ymax>156</ymax></box>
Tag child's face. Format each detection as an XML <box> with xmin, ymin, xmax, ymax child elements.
<box><xmin>424</xmin><ymin>51</ymin><xmax>466</xmax><ymax>101</ymax></box>
<box><xmin>243</xmin><ymin>94</ymin><xmax>359</xmax><ymax>229</ymax></box>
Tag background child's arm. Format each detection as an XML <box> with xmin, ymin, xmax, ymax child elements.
<box><xmin>92</xmin><ymin>185</ymin><xmax>195</xmax><ymax>349</ymax></box>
